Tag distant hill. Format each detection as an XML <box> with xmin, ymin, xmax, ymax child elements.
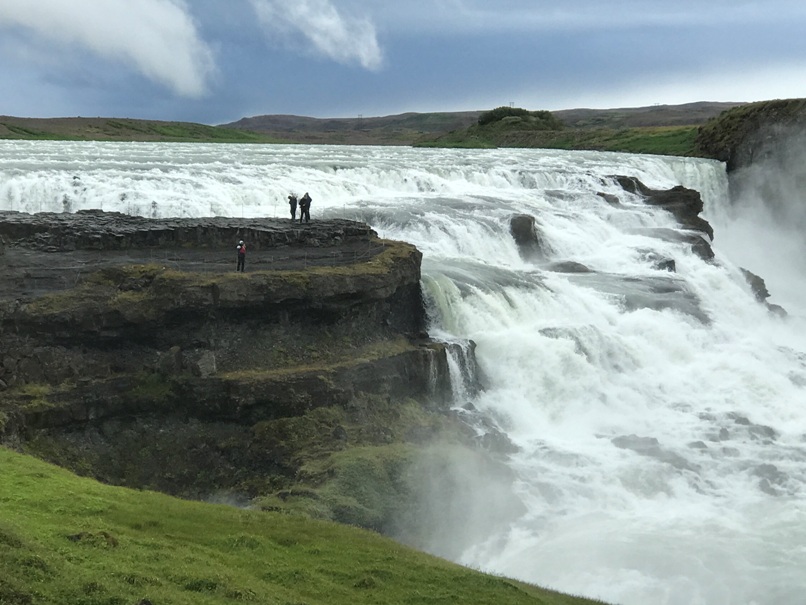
<box><xmin>553</xmin><ymin>102</ymin><xmax>745</xmax><ymax>129</ymax></box>
<box><xmin>221</xmin><ymin>102</ymin><xmax>745</xmax><ymax>147</ymax></box>
<box><xmin>220</xmin><ymin>111</ymin><xmax>482</xmax><ymax>145</ymax></box>
<box><xmin>411</xmin><ymin>102</ymin><xmax>748</xmax><ymax>156</ymax></box>
<box><xmin>0</xmin><ymin>115</ymin><xmax>282</xmax><ymax>143</ymax></box>
<box><xmin>1</xmin><ymin>102</ymin><xmax>745</xmax><ymax>151</ymax></box>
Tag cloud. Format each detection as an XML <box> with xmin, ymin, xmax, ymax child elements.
<box><xmin>249</xmin><ymin>0</ymin><xmax>383</xmax><ymax>70</ymax></box>
<box><xmin>0</xmin><ymin>0</ymin><xmax>215</xmax><ymax>97</ymax></box>
<box><xmin>344</xmin><ymin>0</ymin><xmax>806</xmax><ymax>34</ymax></box>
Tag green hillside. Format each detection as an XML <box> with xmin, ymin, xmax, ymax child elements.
<box><xmin>0</xmin><ymin>116</ymin><xmax>283</xmax><ymax>143</ymax></box>
<box><xmin>416</xmin><ymin>106</ymin><xmax>704</xmax><ymax>156</ymax></box>
<box><xmin>0</xmin><ymin>448</ymin><xmax>609</xmax><ymax>605</ymax></box>
<box><xmin>2</xmin><ymin>102</ymin><xmax>739</xmax><ymax>149</ymax></box>
<box><xmin>418</xmin><ymin>122</ymin><xmax>701</xmax><ymax>156</ymax></box>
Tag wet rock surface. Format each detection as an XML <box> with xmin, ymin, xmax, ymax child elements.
<box><xmin>613</xmin><ymin>175</ymin><xmax>715</xmax><ymax>246</ymax></box>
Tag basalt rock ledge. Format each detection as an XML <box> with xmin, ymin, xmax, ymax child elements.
<box><xmin>0</xmin><ymin>211</ymin><xmax>471</xmax><ymax>513</ymax></box>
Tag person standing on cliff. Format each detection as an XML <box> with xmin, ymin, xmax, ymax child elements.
<box><xmin>288</xmin><ymin>193</ymin><xmax>298</xmax><ymax>220</ymax></box>
<box><xmin>236</xmin><ymin>240</ymin><xmax>246</xmax><ymax>272</ymax></box>
<box><xmin>299</xmin><ymin>192</ymin><xmax>312</xmax><ymax>224</ymax></box>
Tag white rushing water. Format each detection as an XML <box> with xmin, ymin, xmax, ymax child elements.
<box><xmin>3</xmin><ymin>140</ymin><xmax>806</xmax><ymax>605</ymax></box>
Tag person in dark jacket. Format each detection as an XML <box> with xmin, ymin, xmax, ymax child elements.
<box><xmin>288</xmin><ymin>194</ymin><xmax>298</xmax><ymax>220</ymax></box>
<box><xmin>236</xmin><ymin>240</ymin><xmax>246</xmax><ymax>272</ymax></box>
<box><xmin>299</xmin><ymin>192</ymin><xmax>312</xmax><ymax>224</ymax></box>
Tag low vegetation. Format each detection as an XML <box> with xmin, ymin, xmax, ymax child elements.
<box><xmin>0</xmin><ymin>448</ymin><xmax>609</xmax><ymax>605</ymax></box>
<box><xmin>420</xmin><ymin>123</ymin><xmax>700</xmax><ymax>156</ymax></box>
<box><xmin>0</xmin><ymin>117</ymin><xmax>284</xmax><ymax>143</ymax></box>
<box><xmin>694</xmin><ymin>98</ymin><xmax>806</xmax><ymax>167</ymax></box>
<box><xmin>476</xmin><ymin>106</ymin><xmax>564</xmax><ymax>129</ymax></box>
<box><xmin>417</xmin><ymin>105</ymin><xmax>703</xmax><ymax>156</ymax></box>
<box><xmin>2</xmin><ymin>102</ymin><xmax>740</xmax><ymax>154</ymax></box>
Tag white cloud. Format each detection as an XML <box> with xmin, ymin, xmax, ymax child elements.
<box><xmin>249</xmin><ymin>0</ymin><xmax>383</xmax><ymax>70</ymax></box>
<box><xmin>0</xmin><ymin>0</ymin><xmax>215</xmax><ymax>97</ymax></box>
<box><xmin>339</xmin><ymin>0</ymin><xmax>806</xmax><ymax>34</ymax></box>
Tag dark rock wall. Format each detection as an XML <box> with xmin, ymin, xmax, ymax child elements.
<box><xmin>0</xmin><ymin>210</ymin><xmax>375</xmax><ymax>252</ymax></box>
<box><xmin>0</xmin><ymin>214</ymin><xmax>461</xmax><ymax>450</ymax></box>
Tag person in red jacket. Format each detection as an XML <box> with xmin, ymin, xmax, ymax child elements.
<box><xmin>236</xmin><ymin>240</ymin><xmax>246</xmax><ymax>272</ymax></box>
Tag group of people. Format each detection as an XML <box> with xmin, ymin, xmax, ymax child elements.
<box><xmin>234</xmin><ymin>191</ymin><xmax>314</xmax><ymax>271</ymax></box>
<box><xmin>287</xmin><ymin>192</ymin><xmax>312</xmax><ymax>223</ymax></box>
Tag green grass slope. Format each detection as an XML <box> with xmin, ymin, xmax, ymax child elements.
<box><xmin>0</xmin><ymin>117</ymin><xmax>284</xmax><ymax>143</ymax></box>
<box><xmin>0</xmin><ymin>448</ymin><xmax>610</xmax><ymax>605</ymax></box>
<box><xmin>414</xmin><ymin>103</ymin><xmax>746</xmax><ymax>156</ymax></box>
<box><xmin>417</xmin><ymin>122</ymin><xmax>701</xmax><ymax>156</ymax></box>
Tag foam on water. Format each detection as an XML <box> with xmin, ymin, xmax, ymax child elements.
<box><xmin>2</xmin><ymin>140</ymin><xmax>805</xmax><ymax>605</ymax></box>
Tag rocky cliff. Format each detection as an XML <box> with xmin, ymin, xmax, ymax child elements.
<box><xmin>695</xmin><ymin>98</ymin><xmax>806</xmax><ymax>172</ymax></box>
<box><xmin>0</xmin><ymin>211</ymin><xmax>495</xmax><ymax>534</ymax></box>
<box><xmin>695</xmin><ymin>98</ymin><xmax>806</xmax><ymax>254</ymax></box>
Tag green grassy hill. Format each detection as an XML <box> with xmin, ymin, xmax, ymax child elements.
<box><xmin>0</xmin><ymin>448</ymin><xmax>609</xmax><ymax>605</ymax></box>
<box><xmin>417</xmin><ymin>122</ymin><xmax>701</xmax><ymax>156</ymax></box>
<box><xmin>219</xmin><ymin>112</ymin><xmax>482</xmax><ymax>146</ymax></box>
<box><xmin>553</xmin><ymin>102</ymin><xmax>743</xmax><ymax>129</ymax></box>
<box><xmin>2</xmin><ymin>102</ymin><xmax>741</xmax><ymax>151</ymax></box>
<box><xmin>0</xmin><ymin>116</ymin><xmax>283</xmax><ymax>143</ymax></box>
<box><xmin>413</xmin><ymin>102</ymin><xmax>746</xmax><ymax>156</ymax></box>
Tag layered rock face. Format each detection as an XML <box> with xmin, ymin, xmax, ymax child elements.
<box><xmin>0</xmin><ymin>211</ymin><xmax>460</xmax><ymax>502</ymax></box>
<box><xmin>694</xmin><ymin>99</ymin><xmax>806</xmax><ymax>228</ymax></box>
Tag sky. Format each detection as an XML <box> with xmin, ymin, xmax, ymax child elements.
<box><xmin>1</xmin><ymin>0</ymin><xmax>806</xmax><ymax>125</ymax></box>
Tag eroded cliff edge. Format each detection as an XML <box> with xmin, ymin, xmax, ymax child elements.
<box><xmin>0</xmin><ymin>211</ymin><xmax>520</xmax><ymax>549</ymax></box>
<box><xmin>0</xmin><ymin>211</ymin><xmax>443</xmax><ymax>414</ymax></box>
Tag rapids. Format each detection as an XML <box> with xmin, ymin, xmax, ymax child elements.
<box><xmin>2</xmin><ymin>141</ymin><xmax>805</xmax><ymax>605</ymax></box>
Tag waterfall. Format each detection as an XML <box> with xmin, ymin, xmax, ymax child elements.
<box><xmin>2</xmin><ymin>140</ymin><xmax>805</xmax><ymax>605</ymax></box>
<box><xmin>435</xmin><ymin>337</ymin><xmax>480</xmax><ymax>405</ymax></box>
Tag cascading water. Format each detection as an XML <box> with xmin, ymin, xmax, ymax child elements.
<box><xmin>2</xmin><ymin>140</ymin><xmax>805</xmax><ymax>605</ymax></box>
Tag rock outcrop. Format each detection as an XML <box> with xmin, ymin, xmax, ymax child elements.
<box><xmin>740</xmin><ymin>267</ymin><xmax>787</xmax><ymax>316</ymax></box>
<box><xmin>0</xmin><ymin>211</ymin><xmax>475</xmax><ymax>513</ymax></box>
<box><xmin>509</xmin><ymin>214</ymin><xmax>549</xmax><ymax>261</ymax></box>
<box><xmin>612</xmin><ymin>176</ymin><xmax>715</xmax><ymax>261</ymax></box>
<box><xmin>695</xmin><ymin>98</ymin><xmax>806</xmax><ymax>172</ymax></box>
<box><xmin>613</xmin><ymin>176</ymin><xmax>714</xmax><ymax>240</ymax></box>
<box><xmin>509</xmin><ymin>179</ymin><xmax>715</xmax><ymax>264</ymax></box>
<box><xmin>696</xmin><ymin>99</ymin><xmax>806</xmax><ymax>248</ymax></box>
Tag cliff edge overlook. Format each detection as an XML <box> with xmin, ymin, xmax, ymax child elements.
<box><xmin>0</xmin><ymin>211</ymin><xmax>505</xmax><ymax>539</ymax></box>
